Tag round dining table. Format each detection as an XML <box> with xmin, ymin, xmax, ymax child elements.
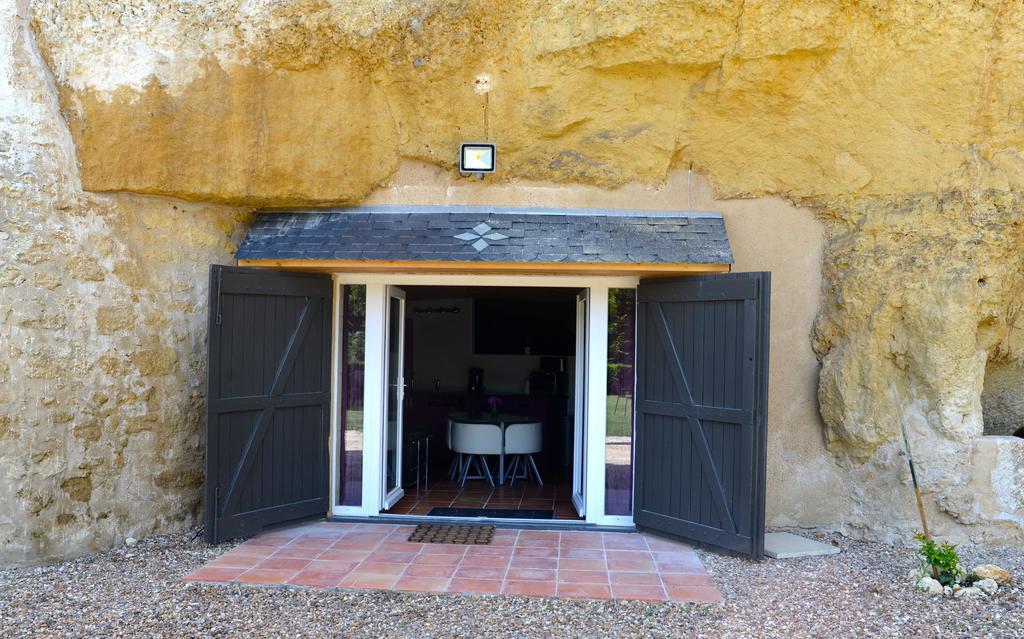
<box><xmin>447</xmin><ymin>412</ymin><xmax>538</xmax><ymax>484</ymax></box>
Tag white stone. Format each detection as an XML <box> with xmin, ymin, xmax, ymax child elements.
<box><xmin>915</xmin><ymin>576</ymin><xmax>944</xmax><ymax>596</ymax></box>
<box><xmin>124</xmin><ymin>537</ymin><xmax>137</xmax><ymax>547</ymax></box>
<box><xmin>943</xmin><ymin>585</ymin><xmax>953</xmax><ymax>597</ymax></box>
<box><xmin>954</xmin><ymin>586</ymin><xmax>985</xmax><ymax>600</ymax></box>
<box><xmin>975</xmin><ymin>578</ymin><xmax>998</xmax><ymax>596</ymax></box>
<box><xmin>764</xmin><ymin>532</ymin><xmax>841</xmax><ymax>559</ymax></box>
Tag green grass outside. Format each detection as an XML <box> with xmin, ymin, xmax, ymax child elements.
<box><xmin>606</xmin><ymin>394</ymin><xmax>633</xmax><ymax>437</ymax></box>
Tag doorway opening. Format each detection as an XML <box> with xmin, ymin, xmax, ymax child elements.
<box><xmin>384</xmin><ymin>286</ymin><xmax>586</xmax><ymax>521</ymax></box>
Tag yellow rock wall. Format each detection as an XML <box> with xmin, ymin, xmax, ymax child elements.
<box><xmin>3</xmin><ymin>0</ymin><xmax>1022</xmax><ymax>561</ymax></box>
<box><xmin>0</xmin><ymin>0</ymin><xmax>252</xmax><ymax>564</ymax></box>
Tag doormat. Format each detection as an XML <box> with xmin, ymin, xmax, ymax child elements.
<box><xmin>408</xmin><ymin>523</ymin><xmax>494</xmax><ymax>545</ymax></box>
<box><xmin>427</xmin><ymin>507</ymin><xmax>555</xmax><ymax>520</ymax></box>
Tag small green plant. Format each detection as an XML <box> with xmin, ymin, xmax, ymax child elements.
<box><xmin>915</xmin><ymin>533</ymin><xmax>964</xmax><ymax>586</ymax></box>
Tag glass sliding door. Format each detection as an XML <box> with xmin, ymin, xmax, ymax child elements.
<box><xmin>572</xmin><ymin>289</ymin><xmax>589</xmax><ymax>516</ymax></box>
<box><xmin>605</xmin><ymin>288</ymin><xmax>636</xmax><ymax>516</ymax></box>
<box><xmin>381</xmin><ymin>286</ymin><xmax>406</xmax><ymax>510</ymax></box>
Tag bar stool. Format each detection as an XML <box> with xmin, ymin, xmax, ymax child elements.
<box><xmin>504</xmin><ymin>421</ymin><xmax>543</xmax><ymax>487</ymax></box>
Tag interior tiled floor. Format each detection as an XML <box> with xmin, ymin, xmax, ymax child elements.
<box><xmin>389</xmin><ymin>471</ymin><xmax>582</xmax><ymax>520</ymax></box>
<box><xmin>184</xmin><ymin>521</ymin><xmax>722</xmax><ymax>603</ymax></box>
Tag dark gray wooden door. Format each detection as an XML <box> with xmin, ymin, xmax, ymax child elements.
<box><xmin>204</xmin><ymin>266</ymin><xmax>333</xmax><ymax>544</ymax></box>
<box><xmin>635</xmin><ymin>272</ymin><xmax>770</xmax><ymax>558</ymax></box>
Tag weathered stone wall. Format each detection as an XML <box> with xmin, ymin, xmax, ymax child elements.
<box><xmin>0</xmin><ymin>0</ymin><xmax>252</xmax><ymax>564</ymax></box>
<box><xmin>3</xmin><ymin>0</ymin><xmax>1023</xmax><ymax>562</ymax></box>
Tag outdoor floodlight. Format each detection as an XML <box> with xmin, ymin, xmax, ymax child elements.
<box><xmin>459</xmin><ymin>142</ymin><xmax>496</xmax><ymax>175</ymax></box>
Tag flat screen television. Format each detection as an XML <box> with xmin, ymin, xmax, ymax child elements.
<box><xmin>473</xmin><ymin>297</ymin><xmax>575</xmax><ymax>356</ymax></box>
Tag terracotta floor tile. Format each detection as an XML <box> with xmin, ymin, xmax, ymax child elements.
<box><xmin>419</xmin><ymin>544</ymin><xmax>469</xmax><ymax>555</ymax></box>
<box><xmin>605</xmin><ymin>549</ymin><xmax>650</xmax><ymax>560</ymax></box>
<box><xmin>517</xmin><ymin>531</ymin><xmax>560</xmax><ymax>541</ymax></box>
<box><xmin>243</xmin><ymin>535</ymin><xmax>292</xmax><ymax>547</ymax></box>
<box><xmin>413</xmin><ymin>553</ymin><xmax>462</xmax><ymax>566</ymax></box>
<box><xmin>513</xmin><ymin>547</ymin><xmax>558</xmax><ymax>559</ymax></box>
<box><xmin>229</xmin><ymin>544</ymin><xmax>277</xmax><ymax>557</ymax></box>
<box><xmin>368</xmin><ymin>551</ymin><xmax>418</xmax><ymax>563</ymax></box>
<box><xmin>558</xmin><ymin>558</ymin><xmax>607</xmax><ymax>572</ymax></box>
<box><xmin>661</xmin><ymin>573</ymin><xmax>716</xmax><ymax>587</ymax></box>
<box><xmin>448</xmin><ymin>578</ymin><xmax>503</xmax><ymax>594</ymax></box>
<box><xmin>303</xmin><ymin>526</ymin><xmax>354</xmax><ymax>538</ymax></box>
<box><xmin>394</xmin><ymin>576</ymin><xmax>450</xmax><ymax>593</ymax></box>
<box><xmin>502</xmin><ymin>580</ymin><xmax>557</xmax><ymax>597</ymax></box>
<box><xmin>656</xmin><ymin>557</ymin><xmax>706</xmax><ymax>574</ymax></box>
<box><xmin>464</xmin><ymin>545</ymin><xmax>512</xmax><ymax>557</ymax></box>
<box><xmin>405</xmin><ymin>563</ymin><xmax>459</xmax><ymax>578</ymax></box>
<box><xmin>271</xmin><ymin>547</ymin><xmax>324</xmax><ymax>560</ymax></box>
<box><xmin>505</xmin><ymin>567</ymin><xmax>556</xmax><ymax>581</ymax></box>
<box><xmin>607</xmin><ymin>558</ymin><xmax>656</xmax><ymax>572</ymax></box>
<box><xmin>352</xmin><ymin>561</ymin><xmax>408</xmax><ymax>576</ymax></box>
<box><xmin>343</xmin><ymin>532</ymin><xmax>387</xmax><ymax>542</ymax></box>
<box><xmin>509</xmin><ymin>556</ymin><xmax>557</xmax><ymax>570</ymax></box>
<box><xmin>665</xmin><ymin>585</ymin><xmax>724</xmax><ymax>603</ymax></box>
<box><xmin>290</xmin><ymin>537</ymin><xmax>336</xmax><ymax>549</ymax></box>
<box><xmin>603</xmin><ymin>538</ymin><xmax>649</xmax><ymax>551</ymax></box>
<box><xmin>560</xmin><ymin>536</ymin><xmax>604</xmax><ymax>549</ymax></box>
<box><xmin>377</xmin><ymin>542</ymin><xmax>425</xmax><ymax>554</ymax></box>
<box><xmin>287</xmin><ymin>569</ymin><xmax>347</xmax><ymax>588</ymax></box>
<box><xmin>335</xmin><ymin>539</ymin><xmax>381</xmax><ymax>550</ymax></box>
<box><xmin>609</xmin><ymin>571</ymin><xmax>663</xmax><ymax>586</ymax></box>
<box><xmin>515</xmin><ymin>537</ymin><xmax>559</xmax><ymax>548</ymax></box>
<box><xmin>644</xmin><ymin>537</ymin><xmax>692</xmax><ymax>552</ymax></box>
<box><xmin>557</xmin><ymin>570</ymin><xmax>609</xmax><ymax>584</ymax></box>
<box><xmin>236</xmin><ymin>568</ymin><xmax>298</xmax><ymax>585</ymax></box>
<box><xmin>318</xmin><ymin>549</ymin><xmax>371</xmax><ymax>562</ymax></box>
<box><xmin>652</xmin><ymin>551</ymin><xmax>698</xmax><ymax>563</ymax></box>
<box><xmin>556</xmin><ymin>583</ymin><xmax>612</xmax><ymax>600</ymax></box>
<box><xmin>339</xmin><ymin>573</ymin><xmax>400</xmax><ymax>590</ymax></box>
<box><xmin>208</xmin><ymin>554</ymin><xmax>264</xmax><ymax>568</ymax></box>
<box><xmin>305</xmin><ymin>559</ymin><xmax>358</xmax><ymax>573</ymax></box>
<box><xmin>559</xmin><ymin>549</ymin><xmax>605</xmax><ymax>561</ymax></box>
<box><xmin>182</xmin><ymin>566</ymin><xmax>247</xmax><ymax>583</ymax></box>
<box><xmin>459</xmin><ymin>555</ymin><xmax>510</xmax><ymax>569</ymax></box>
<box><xmin>611</xmin><ymin>585</ymin><xmax>668</xmax><ymax>601</ymax></box>
<box><xmin>257</xmin><ymin>557</ymin><xmax>312</xmax><ymax>571</ymax></box>
<box><xmin>453</xmin><ymin>565</ymin><xmax>505</xmax><ymax>580</ymax></box>
<box><xmin>191</xmin><ymin>522</ymin><xmax>715</xmax><ymax>604</ymax></box>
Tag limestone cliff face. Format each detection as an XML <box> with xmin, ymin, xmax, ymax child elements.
<box><xmin>29</xmin><ymin>0</ymin><xmax>1024</xmax><ymax>204</ymax></box>
<box><xmin>4</xmin><ymin>0</ymin><xmax>1023</xmax><ymax>561</ymax></box>
<box><xmin>0</xmin><ymin>0</ymin><xmax>251</xmax><ymax>564</ymax></box>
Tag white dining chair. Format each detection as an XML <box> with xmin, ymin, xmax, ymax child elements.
<box><xmin>504</xmin><ymin>421</ymin><xmax>543</xmax><ymax>487</ymax></box>
<box><xmin>451</xmin><ymin>421</ymin><xmax>503</xmax><ymax>487</ymax></box>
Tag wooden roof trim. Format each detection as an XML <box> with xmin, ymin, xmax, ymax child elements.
<box><xmin>236</xmin><ymin>259</ymin><xmax>732</xmax><ymax>277</ymax></box>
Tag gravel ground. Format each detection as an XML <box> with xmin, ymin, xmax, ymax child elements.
<box><xmin>1</xmin><ymin>529</ymin><xmax>1021</xmax><ymax>638</ymax></box>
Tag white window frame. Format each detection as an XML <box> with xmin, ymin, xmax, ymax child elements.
<box><xmin>328</xmin><ymin>273</ymin><xmax>638</xmax><ymax>527</ymax></box>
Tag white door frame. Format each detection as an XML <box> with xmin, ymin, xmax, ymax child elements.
<box><xmin>328</xmin><ymin>273</ymin><xmax>637</xmax><ymax>526</ymax></box>
<box><xmin>572</xmin><ymin>289</ymin><xmax>589</xmax><ymax>516</ymax></box>
<box><xmin>381</xmin><ymin>285</ymin><xmax>407</xmax><ymax>509</ymax></box>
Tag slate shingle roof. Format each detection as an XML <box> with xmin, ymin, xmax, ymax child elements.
<box><xmin>236</xmin><ymin>206</ymin><xmax>733</xmax><ymax>264</ymax></box>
